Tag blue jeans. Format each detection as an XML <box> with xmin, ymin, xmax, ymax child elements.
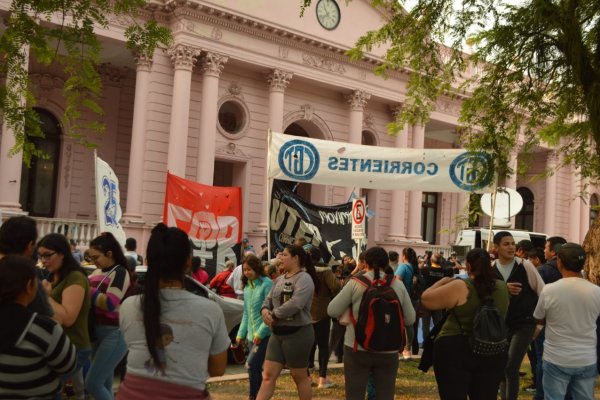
<box><xmin>60</xmin><ymin>348</ymin><xmax>92</xmax><ymax>400</ymax></box>
<box><xmin>247</xmin><ymin>336</ymin><xmax>270</xmax><ymax>398</ymax></box>
<box><xmin>500</xmin><ymin>324</ymin><xmax>535</xmax><ymax>400</ymax></box>
<box><xmin>85</xmin><ymin>325</ymin><xmax>127</xmax><ymax>400</ymax></box>
<box><xmin>543</xmin><ymin>361</ymin><xmax>597</xmax><ymax>400</ymax></box>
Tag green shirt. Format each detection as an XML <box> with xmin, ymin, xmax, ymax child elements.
<box><xmin>438</xmin><ymin>279</ymin><xmax>509</xmax><ymax>339</ymax></box>
<box><xmin>51</xmin><ymin>270</ymin><xmax>91</xmax><ymax>349</ymax></box>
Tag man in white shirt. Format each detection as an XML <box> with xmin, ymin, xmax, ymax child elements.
<box><xmin>533</xmin><ymin>243</ymin><xmax>600</xmax><ymax>400</ymax></box>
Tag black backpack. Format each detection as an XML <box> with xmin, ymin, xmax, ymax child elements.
<box><xmin>457</xmin><ymin>281</ymin><xmax>508</xmax><ymax>356</ymax></box>
<box><xmin>350</xmin><ymin>274</ymin><xmax>404</xmax><ymax>352</ymax></box>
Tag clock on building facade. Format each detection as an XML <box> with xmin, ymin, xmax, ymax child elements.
<box><xmin>316</xmin><ymin>0</ymin><xmax>341</xmax><ymax>30</ymax></box>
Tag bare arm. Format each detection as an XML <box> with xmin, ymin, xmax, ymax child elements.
<box><xmin>48</xmin><ymin>285</ymin><xmax>85</xmax><ymax>327</ymax></box>
<box><xmin>421</xmin><ymin>278</ymin><xmax>468</xmax><ymax>310</ymax></box>
<box><xmin>207</xmin><ymin>350</ymin><xmax>228</xmax><ymax>377</ymax></box>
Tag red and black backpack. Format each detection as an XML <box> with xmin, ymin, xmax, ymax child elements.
<box><xmin>350</xmin><ymin>274</ymin><xmax>404</xmax><ymax>352</ymax></box>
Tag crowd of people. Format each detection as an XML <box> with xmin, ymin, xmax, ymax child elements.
<box><xmin>0</xmin><ymin>214</ymin><xmax>599</xmax><ymax>400</ymax></box>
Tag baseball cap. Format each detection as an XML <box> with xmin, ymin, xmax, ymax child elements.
<box><xmin>557</xmin><ymin>242</ymin><xmax>586</xmax><ymax>270</ymax></box>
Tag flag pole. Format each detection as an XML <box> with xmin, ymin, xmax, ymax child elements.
<box><xmin>486</xmin><ymin>175</ymin><xmax>499</xmax><ymax>252</ymax></box>
<box><xmin>94</xmin><ymin>149</ymin><xmax>100</xmax><ymax>234</ymax></box>
<box><xmin>267</xmin><ymin>129</ymin><xmax>273</xmax><ymax>260</ymax></box>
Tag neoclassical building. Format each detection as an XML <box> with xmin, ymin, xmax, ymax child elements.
<box><xmin>0</xmin><ymin>0</ymin><xmax>595</xmax><ymax>254</ymax></box>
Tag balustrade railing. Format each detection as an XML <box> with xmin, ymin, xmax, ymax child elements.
<box><xmin>0</xmin><ymin>213</ymin><xmax>98</xmax><ymax>247</ymax></box>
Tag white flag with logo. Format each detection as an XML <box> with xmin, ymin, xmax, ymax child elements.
<box><xmin>95</xmin><ymin>154</ymin><xmax>127</xmax><ymax>246</ymax></box>
<box><xmin>268</xmin><ymin>131</ymin><xmax>495</xmax><ymax>193</ymax></box>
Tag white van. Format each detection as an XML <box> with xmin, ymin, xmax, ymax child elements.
<box><xmin>453</xmin><ymin>228</ymin><xmax>548</xmax><ymax>256</ymax></box>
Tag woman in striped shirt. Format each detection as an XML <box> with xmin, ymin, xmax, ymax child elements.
<box><xmin>0</xmin><ymin>255</ymin><xmax>76</xmax><ymax>399</ymax></box>
<box><xmin>86</xmin><ymin>233</ymin><xmax>131</xmax><ymax>400</ymax></box>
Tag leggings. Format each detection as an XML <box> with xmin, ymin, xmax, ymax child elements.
<box><xmin>309</xmin><ymin>317</ymin><xmax>331</xmax><ymax>378</ymax></box>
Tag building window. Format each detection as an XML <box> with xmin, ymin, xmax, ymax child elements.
<box><xmin>515</xmin><ymin>187</ymin><xmax>534</xmax><ymax>231</ymax></box>
<box><xmin>421</xmin><ymin>192</ymin><xmax>438</xmax><ymax>243</ymax></box>
<box><xmin>217</xmin><ymin>98</ymin><xmax>250</xmax><ymax>139</ymax></box>
<box><xmin>590</xmin><ymin>194</ymin><xmax>599</xmax><ymax>227</ymax></box>
<box><xmin>19</xmin><ymin>108</ymin><xmax>61</xmax><ymax>217</ymax></box>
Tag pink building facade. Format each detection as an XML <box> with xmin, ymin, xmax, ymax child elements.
<box><xmin>0</xmin><ymin>0</ymin><xmax>596</xmax><ymax>255</ymax></box>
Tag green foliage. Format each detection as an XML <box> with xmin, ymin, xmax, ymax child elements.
<box><xmin>301</xmin><ymin>0</ymin><xmax>600</xmax><ymax>183</ymax></box>
<box><xmin>0</xmin><ymin>0</ymin><xmax>171</xmax><ymax>165</ymax></box>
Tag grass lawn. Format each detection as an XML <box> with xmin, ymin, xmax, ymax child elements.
<box><xmin>209</xmin><ymin>359</ymin><xmax>600</xmax><ymax>400</ymax></box>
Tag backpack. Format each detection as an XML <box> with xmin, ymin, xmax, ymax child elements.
<box><xmin>410</xmin><ymin>264</ymin><xmax>427</xmax><ymax>301</ymax></box>
<box><xmin>350</xmin><ymin>274</ymin><xmax>404</xmax><ymax>352</ymax></box>
<box><xmin>456</xmin><ymin>281</ymin><xmax>508</xmax><ymax>356</ymax></box>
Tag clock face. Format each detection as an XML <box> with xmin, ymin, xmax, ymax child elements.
<box><xmin>316</xmin><ymin>0</ymin><xmax>341</xmax><ymax>30</ymax></box>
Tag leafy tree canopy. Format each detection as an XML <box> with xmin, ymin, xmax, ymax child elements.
<box><xmin>303</xmin><ymin>0</ymin><xmax>600</xmax><ymax>183</ymax></box>
<box><xmin>0</xmin><ymin>0</ymin><xmax>171</xmax><ymax>165</ymax></box>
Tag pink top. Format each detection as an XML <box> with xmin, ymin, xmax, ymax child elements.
<box><xmin>192</xmin><ymin>269</ymin><xmax>209</xmax><ymax>285</ymax></box>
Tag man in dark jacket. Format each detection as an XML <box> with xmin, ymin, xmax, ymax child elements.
<box><xmin>493</xmin><ymin>231</ymin><xmax>545</xmax><ymax>400</ymax></box>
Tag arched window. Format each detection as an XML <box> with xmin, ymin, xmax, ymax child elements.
<box><xmin>590</xmin><ymin>194</ymin><xmax>599</xmax><ymax>227</ymax></box>
<box><xmin>515</xmin><ymin>187</ymin><xmax>534</xmax><ymax>231</ymax></box>
<box><xmin>19</xmin><ymin>108</ymin><xmax>61</xmax><ymax>217</ymax></box>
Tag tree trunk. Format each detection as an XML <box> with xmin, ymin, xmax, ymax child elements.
<box><xmin>583</xmin><ymin>216</ymin><xmax>600</xmax><ymax>284</ymax></box>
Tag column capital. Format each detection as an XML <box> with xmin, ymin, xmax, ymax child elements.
<box><xmin>267</xmin><ymin>69</ymin><xmax>293</xmax><ymax>91</ymax></box>
<box><xmin>200</xmin><ymin>51</ymin><xmax>228</xmax><ymax>77</ymax></box>
<box><xmin>134</xmin><ymin>52</ymin><xmax>153</xmax><ymax>72</ymax></box>
<box><xmin>168</xmin><ymin>44</ymin><xmax>201</xmax><ymax>71</ymax></box>
<box><xmin>346</xmin><ymin>90</ymin><xmax>371</xmax><ymax>111</ymax></box>
<box><xmin>389</xmin><ymin>104</ymin><xmax>403</xmax><ymax>118</ymax></box>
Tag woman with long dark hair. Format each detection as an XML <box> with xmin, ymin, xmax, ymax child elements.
<box><xmin>421</xmin><ymin>248</ymin><xmax>510</xmax><ymax>399</ymax></box>
<box><xmin>235</xmin><ymin>254</ymin><xmax>273</xmax><ymax>400</ymax></box>
<box><xmin>258</xmin><ymin>244</ymin><xmax>318</xmax><ymax>400</ymax></box>
<box><xmin>86</xmin><ymin>232</ymin><xmax>131</xmax><ymax>400</ymax></box>
<box><xmin>38</xmin><ymin>233</ymin><xmax>91</xmax><ymax>399</ymax></box>
<box><xmin>328</xmin><ymin>246</ymin><xmax>415</xmax><ymax>400</ymax></box>
<box><xmin>118</xmin><ymin>224</ymin><xmax>229</xmax><ymax>399</ymax></box>
<box><xmin>394</xmin><ymin>247</ymin><xmax>418</xmax><ymax>360</ymax></box>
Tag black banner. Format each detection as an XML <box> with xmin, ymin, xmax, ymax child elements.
<box><xmin>269</xmin><ymin>181</ymin><xmax>366</xmax><ymax>263</ymax></box>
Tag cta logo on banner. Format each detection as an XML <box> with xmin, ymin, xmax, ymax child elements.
<box><xmin>269</xmin><ymin>131</ymin><xmax>495</xmax><ymax>193</ymax></box>
<box><xmin>270</xmin><ymin>180</ymin><xmax>365</xmax><ymax>263</ymax></box>
<box><xmin>163</xmin><ymin>173</ymin><xmax>242</xmax><ymax>277</ymax></box>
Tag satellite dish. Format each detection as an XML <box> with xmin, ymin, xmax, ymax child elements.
<box><xmin>480</xmin><ymin>187</ymin><xmax>524</xmax><ymax>228</ymax></box>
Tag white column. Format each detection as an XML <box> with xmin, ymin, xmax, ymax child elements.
<box><xmin>345</xmin><ymin>90</ymin><xmax>370</xmax><ymax>200</ymax></box>
<box><xmin>166</xmin><ymin>44</ymin><xmax>201</xmax><ymax>177</ymax></box>
<box><xmin>387</xmin><ymin>106</ymin><xmax>409</xmax><ymax>241</ymax></box>
<box><xmin>196</xmin><ymin>52</ymin><xmax>228</xmax><ymax>185</ymax></box>
<box><xmin>124</xmin><ymin>52</ymin><xmax>153</xmax><ymax>220</ymax></box>
<box><xmin>258</xmin><ymin>69</ymin><xmax>293</xmax><ymax>230</ymax></box>
<box><xmin>406</xmin><ymin>123</ymin><xmax>426</xmax><ymax>241</ymax></box>
<box><xmin>0</xmin><ymin>45</ymin><xmax>29</xmax><ymax>212</ymax></box>
<box><xmin>569</xmin><ymin>166</ymin><xmax>582</xmax><ymax>242</ymax></box>
<box><xmin>544</xmin><ymin>152</ymin><xmax>557</xmax><ymax>235</ymax></box>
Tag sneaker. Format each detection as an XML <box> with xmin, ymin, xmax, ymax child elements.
<box><xmin>402</xmin><ymin>350</ymin><xmax>412</xmax><ymax>360</ymax></box>
<box><xmin>317</xmin><ymin>382</ymin><xmax>336</xmax><ymax>389</ymax></box>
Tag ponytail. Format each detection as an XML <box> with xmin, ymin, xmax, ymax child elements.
<box><xmin>466</xmin><ymin>248</ymin><xmax>495</xmax><ymax>299</ymax></box>
<box><xmin>364</xmin><ymin>247</ymin><xmax>389</xmax><ymax>281</ymax></box>
<box><xmin>285</xmin><ymin>244</ymin><xmax>320</xmax><ymax>293</ymax></box>
<box><xmin>142</xmin><ymin>223</ymin><xmax>191</xmax><ymax>373</ymax></box>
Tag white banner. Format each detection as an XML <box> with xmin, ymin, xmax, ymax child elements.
<box><xmin>95</xmin><ymin>154</ymin><xmax>127</xmax><ymax>246</ymax></box>
<box><xmin>268</xmin><ymin>131</ymin><xmax>495</xmax><ymax>193</ymax></box>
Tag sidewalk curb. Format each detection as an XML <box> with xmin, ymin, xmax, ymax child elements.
<box><xmin>207</xmin><ymin>356</ymin><xmax>421</xmax><ymax>383</ymax></box>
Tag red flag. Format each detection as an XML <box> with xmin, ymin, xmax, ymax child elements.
<box><xmin>163</xmin><ymin>172</ymin><xmax>242</xmax><ymax>247</ymax></box>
